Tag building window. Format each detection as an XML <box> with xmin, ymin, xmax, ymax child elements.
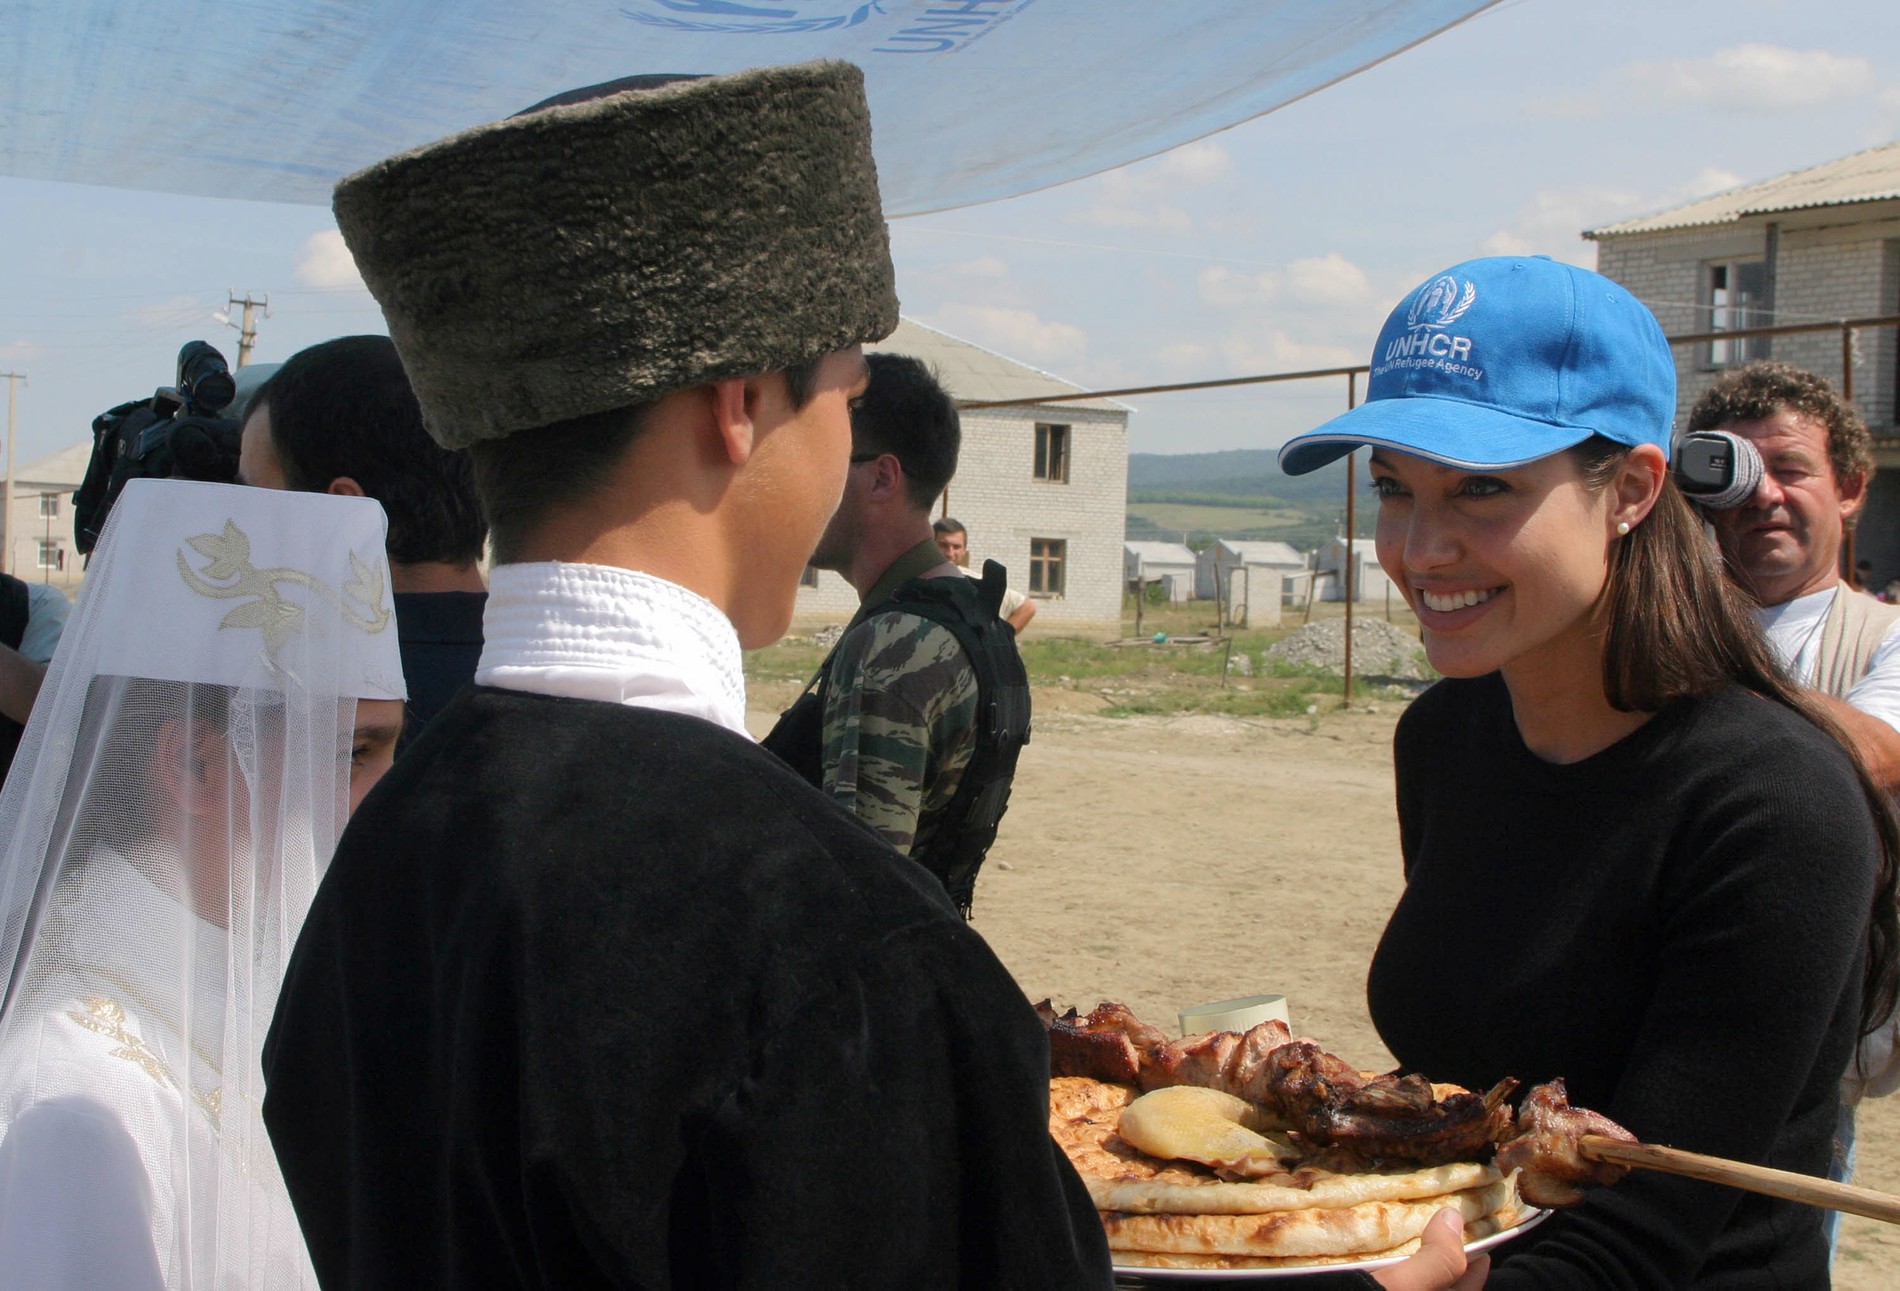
<box><xmin>1029</xmin><ymin>538</ymin><xmax>1066</xmax><ymax>596</ymax></box>
<box><xmin>38</xmin><ymin>493</ymin><xmax>58</xmax><ymax>519</ymax></box>
<box><xmin>1034</xmin><ymin>423</ymin><xmax>1071</xmax><ymax>483</ymax></box>
<box><xmin>1706</xmin><ymin>259</ymin><xmax>1771</xmax><ymax>368</ymax></box>
<box><xmin>37</xmin><ymin>541</ymin><xmax>63</xmax><ymax>572</ymax></box>
<box><xmin>799</xmin><ymin>565</ymin><xmax>820</xmax><ymax>588</ymax></box>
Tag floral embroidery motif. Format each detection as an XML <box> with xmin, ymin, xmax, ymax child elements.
<box><xmin>68</xmin><ymin>995</ymin><xmax>177</xmax><ymax>1090</ymax></box>
<box><xmin>68</xmin><ymin>995</ymin><xmax>223</xmax><ymax>1130</ymax></box>
<box><xmin>176</xmin><ymin>519</ymin><xmax>391</xmax><ymax>657</ymax></box>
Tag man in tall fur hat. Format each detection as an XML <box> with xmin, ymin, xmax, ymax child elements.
<box><xmin>258</xmin><ymin>65</ymin><xmax>1114</xmax><ymax>1287</ymax></box>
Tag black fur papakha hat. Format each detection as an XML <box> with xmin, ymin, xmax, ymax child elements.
<box><xmin>333</xmin><ymin>61</ymin><xmax>898</xmax><ymax>449</ymax></box>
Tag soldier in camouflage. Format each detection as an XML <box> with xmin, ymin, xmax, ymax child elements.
<box><xmin>763</xmin><ymin>353</ymin><xmax>1020</xmax><ymax>896</ymax></box>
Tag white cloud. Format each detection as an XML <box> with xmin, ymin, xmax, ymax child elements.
<box><xmin>1625</xmin><ymin>44</ymin><xmax>1874</xmax><ymax>111</ymax></box>
<box><xmin>0</xmin><ymin>339</ymin><xmax>43</xmax><ymax>367</ymax></box>
<box><xmin>1160</xmin><ymin>140</ymin><xmax>1233</xmax><ymax>187</ymax></box>
<box><xmin>1480</xmin><ymin>185</ymin><xmax>1643</xmax><ymax>265</ymax></box>
<box><xmin>1879</xmin><ymin>86</ymin><xmax>1900</xmax><ymax>137</ymax></box>
<box><xmin>1070</xmin><ymin>202</ymin><xmax>1192</xmax><ymax>234</ymax></box>
<box><xmin>1482</xmin><ymin>167</ymin><xmax>1747</xmax><ymax>266</ymax></box>
<box><xmin>1193</xmin><ymin>253</ymin><xmax>1372</xmax><ymax>310</ymax></box>
<box><xmin>1196</xmin><ymin>265</ymin><xmax>1276</xmax><ymax>309</ymax></box>
<box><xmin>1216</xmin><ymin>327</ymin><xmax>1361</xmax><ymax>374</ymax></box>
<box><xmin>118</xmin><ymin>294</ymin><xmax>216</xmax><ymax>329</ymax></box>
<box><xmin>1523</xmin><ymin>94</ymin><xmax>1604</xmax><ymax>120</ymax></box>
<box><xmin>1070</xmin><ymin>138</ymin><xmax>1232</xmax><ymax>232</ymax></box>
<box><xmin>931</xmin><ymin>304</ymin><xmax>1089</xmax><ymax>370</ymax></box>
<box><xmin>1284</xmin><ymin>252</ymin><xmax>1371</xmax><ymax>307</ymax></box>
<box><xmin>294</xmin><ymin>230</ymin><xmax>365</xmax><ymax>290</ymax></box>
<box><xmin>944</xmin><ymin>254</ymin><xmax>1010</xmax><ymax>280</ymax></box>
<box><xmin>1154</xmin><ymin>343</ymin><xmax>1213</xmax><ymax>375</ymax></box>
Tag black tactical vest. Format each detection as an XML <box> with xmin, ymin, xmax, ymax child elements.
<box><xmin>762</xmin><ymin>560</ymin><xmax>1032</xmax><ymax>915</ymax></box>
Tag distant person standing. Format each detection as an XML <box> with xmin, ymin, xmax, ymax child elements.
<box><xmin>238</xmin><ymin>335</ymin><xmax>487</xmax><ymax>751</ymax></box>
<box><xmin>0</xmin><ymin>573</ymin><xmax>71</xmax><ymax>784</ymax></box>
<box><xmin>764</xmin><ymin>356</ymin><xmax>1031</xmax><ymax>914</ymax></box>
<box><xmin>934</xmin><ymin>516</ymin><xmax>1036</xmax><ymax>634</ymax></box>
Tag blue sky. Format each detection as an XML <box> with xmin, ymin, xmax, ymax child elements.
<box><xmin>3</xmin><ymin>0</ymin><xmax>1897</xmax><ymax>468</ymax></box>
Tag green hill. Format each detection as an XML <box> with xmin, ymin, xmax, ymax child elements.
<box><xmin>1126</xmin><ymin>450</ymin><xmax>1373</xmax><ymax>549</ymax></box>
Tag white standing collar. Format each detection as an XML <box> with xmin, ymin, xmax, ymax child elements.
<box><xmin>476</xmin><ymin>562</ymin><xmax>749</xmax><ymax>737</ymax></box>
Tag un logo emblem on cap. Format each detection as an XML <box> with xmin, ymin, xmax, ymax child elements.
<box><xmin>625</xmin><ymin>0</ymin><xmax>885</xmax><ymax>33</ymax></box>
<box><xmin>1407</xmin><ymin>275</ymin><xmax>1477</xmax><ymax>331</ymax></box>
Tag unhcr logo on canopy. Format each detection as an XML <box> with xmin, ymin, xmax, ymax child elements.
<box><xmin>1376</xmin><ymin>274</ymin><xmax>1483</xmax><ymax>381</ymax></box>
<box><xmin>623</xmin><ymin>1</ymin><xmax>888</xmax><ymax>34</ymax></box>
<box><xmin>621</xmin><ymin>0</ymin><xmax>1039</xmax><ymax>52</ymax></box>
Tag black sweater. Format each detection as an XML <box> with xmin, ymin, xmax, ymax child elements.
<box><xmin>263</xmin><ymin>688</ymin><xmax>1112</xmax><ymax>1289</ymax></box>
<box><xmin>1371</xmin><ymin>675</ymin><xmax>1875</xmax><ymax>1288</ymax></box>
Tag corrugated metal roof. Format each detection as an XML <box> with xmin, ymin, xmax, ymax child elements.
<box><xmin>1124</xmin><ymin>541</ymin><xmax>1197</xmax><ymax>564</ymax></box>
<box><xmin>1217</xmin><ymin>539</ymin><xmax>1304</xmax><ymax>566</ymax></box>
<box><xmin>869</xmin><ymin>318</ymin><xmax>1131</xmax><ymax>413</ymax></box>
<box><xmin>18</xmin><ymin>442</ymin><xmax>91</xmax><ymax>486</ymax></box>
<box><xmin>1586</xmin><ymin>140</ymin><xmax>1900</xmax><ymax>238</ymax></box>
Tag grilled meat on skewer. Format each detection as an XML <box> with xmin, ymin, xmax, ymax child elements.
<box><xmin>1495</xmin><ymin>1078</ymin><xmax>1638</xmax><ymax>1206</ymax></box>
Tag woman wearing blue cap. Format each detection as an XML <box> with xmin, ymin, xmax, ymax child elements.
<box><xmin>1279</xmin><ymin>255</ymin><xmax>1899</xmax><ymax>1286</ymax></box>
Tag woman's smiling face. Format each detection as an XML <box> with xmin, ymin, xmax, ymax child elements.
<box><xmin>1370</xmin><ymin>447</ymin><xmax>1623</xmax><ymax>690</ymax></box>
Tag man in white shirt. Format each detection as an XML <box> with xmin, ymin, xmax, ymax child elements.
<box><xmin>1690</xmin><ymin>360</ymin><xmax>1900</xmax><ymax>1225</ymax></box>
<box><xmin>1693</xmin><ymin>360</ymin><xmax>1900</xmax><ymax>792</ymax></box>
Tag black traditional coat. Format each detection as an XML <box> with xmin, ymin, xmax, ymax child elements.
<box><xmin>263</xmin><ymin>687</ymin><xmax>1111</xmax><ymax>1289</ymax></box>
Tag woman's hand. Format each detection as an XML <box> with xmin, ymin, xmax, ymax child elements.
<box><xmin>1371</xmin><ymin>1208</ymin><xmax>1490</xmax><ymax>1291</ymax></box>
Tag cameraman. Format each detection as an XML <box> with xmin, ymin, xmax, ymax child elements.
<box><xmin>238</xmin><ymin>336</ymin><xmax>487</xmax><ymax>750</ymax></box>
<box><xmin>0</xmin><ymin>574</ymin><xmax>71</xmax><ymax>783</ymax></box>
<box><xmin>1690</xmin><ymin>361</ymin><xmax>1900</xmax><ymax>792</ymax></box>
<box><xmin>1690</xmin><ymin>360</ymin><xmax>1900</xmax><ymax>1240</ymax></box>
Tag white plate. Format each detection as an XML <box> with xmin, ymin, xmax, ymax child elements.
<box><xmin>1110</xmin><ymin>1208</ymin><xmax>1550</xmax><ymax>1283</ymax></box>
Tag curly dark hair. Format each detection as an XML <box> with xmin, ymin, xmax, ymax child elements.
<box><xmin>1686</xmin><ymin>360</ymin><xmax>1873</xmax><ymax>486</ymax></box>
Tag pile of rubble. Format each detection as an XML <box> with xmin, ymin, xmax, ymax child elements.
<box><xmin>1263</xmin><ymin>618</ymin><xmax>1427</xmax><ymax>680</ymax></box>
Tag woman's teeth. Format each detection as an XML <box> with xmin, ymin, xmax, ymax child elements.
<box><xmin>1420</xmin><ymin>587</ymin><xmax>1500</xmax><ymax>613</ymax></box>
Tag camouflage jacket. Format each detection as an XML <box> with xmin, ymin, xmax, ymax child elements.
<box><xmin>820</xmin><ymin>605</ymin><xmax>980</xmax><ymax>856</ymax></box>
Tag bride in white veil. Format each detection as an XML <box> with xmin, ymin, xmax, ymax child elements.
<box><xmin>0</xmin><ymin>478</ymin><xmax>405</xmax><ymax>1287</ymax></box>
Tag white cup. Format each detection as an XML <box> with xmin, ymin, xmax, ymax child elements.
<box><xmin>1179</xmin><ymin>994</ymin><xmax>1290</xmax><ymax>1037</ymax></box>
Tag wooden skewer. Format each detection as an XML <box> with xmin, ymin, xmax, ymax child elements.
<box><xmin>1579</xmin><ymin>1135</ymin><xmax>1900</xmax><ymax>1224</ymax></box>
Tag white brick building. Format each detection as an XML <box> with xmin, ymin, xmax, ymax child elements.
<box><xmin>1194</xmin><ymin>540</ymin><xmax>1306</xmax><ymax>626</ymax></box>
<box><xmin>3</xmin><ymin>442</ymin><xmax>87</xmax><ymax>594</ymax></box>
<box><xmin>791</xmin><ymin>318</ymin><xmax>1130</xmax><ymax>636</ymax></box>
<box><xmin>1586</xmin><ymin>141</ymin><xmax>1900</xmax><ymax>578</ymax></box>
<box><xmin>1123</xmin><ymin>540</ymin><xmax>1196</xmax><ymax>602</ymax></box>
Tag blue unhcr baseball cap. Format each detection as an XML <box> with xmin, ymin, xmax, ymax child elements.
<box><xmin>1277</xmin><ymin>256</ymin><xmax>1675</xmax><ymax>476</ymax></box>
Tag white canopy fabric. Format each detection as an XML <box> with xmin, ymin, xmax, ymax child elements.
<box><xmin>6</xmin><ymin>0</ymin><xmax>1496</xmax><ymax>214</ymax></box>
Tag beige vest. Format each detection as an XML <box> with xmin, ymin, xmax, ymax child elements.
<box><xmin>1813</xmin><ymin>582</ymin><xmax>1900</xmax><ymax>698</ymax></box>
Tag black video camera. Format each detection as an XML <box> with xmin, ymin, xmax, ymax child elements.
<box><xmin>1674</xmin><ymin>429</ymin><xmax>1765</xmax><ymax>511</ymax></box>
<box><xmin>75</xmin><ymin>341</ymin><xmax>244</xmax><ymax>557</ymax></box>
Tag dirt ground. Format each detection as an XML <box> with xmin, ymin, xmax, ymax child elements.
<box><xmin>749</xmin><ymin>690</ymin><xmax>1900</xmax><ymax>1287</ymax></box>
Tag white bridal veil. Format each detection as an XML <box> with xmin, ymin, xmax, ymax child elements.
<box><xmin>0</xmin><ymin>479</ymin><xmax>405</xmax><ymax>1286</ymax></box>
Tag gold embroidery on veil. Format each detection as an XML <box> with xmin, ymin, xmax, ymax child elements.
<box><xmin>67</xmin><ymin>995</ymin><xmax>223</xmax><ymax>1130</ymax></box>
<box><xmin>176</xmin><ymin>519</ymin><xmax>392</xmax><ymax>657</ymax></box>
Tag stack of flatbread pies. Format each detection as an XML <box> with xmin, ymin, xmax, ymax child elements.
<box><xmin>1051</xmin><ymin>1076</ymin><xmax>1523</xmax><ymax>1270</ymax></box>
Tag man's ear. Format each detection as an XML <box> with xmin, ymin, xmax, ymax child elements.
<box><xmin>707</xmin><ymin>376</ymin><xmax>760</xmax><ymax>466</ymax></box>
<box><xmin>326</xmin><ymin>476</ymin><xmax>367</xmax><ymax>498</ymax></box>
<box><xmin>1839</xmin><ymin>468</ymin><xmax>1870</xmax><ymax>521</ymax></box>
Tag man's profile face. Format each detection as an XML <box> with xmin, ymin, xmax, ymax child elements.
<box><xmin>1706</xmin><ymin>407</ymin><xmax>1865</xmax><ymax>607</ymax></box>
<box><xmin>734</xmin><ymin>346</ymin><xmax>870</xmax><ymax>645</ymax></box>
<box><xmin>237</xmin><ymin>404</ymin><xmax>290</xmax><ymax>490</ymax></box>
<box><xmin>936</xmin><ymin>528</ymin><xmax>967</xmax><ymax>566</ymax></box>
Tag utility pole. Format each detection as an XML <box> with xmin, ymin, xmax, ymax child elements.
<box><xmin>225</xmin><ymin>291</ymin><xmax>270</xmax><ymax>367</ymax></box>
<box><xmin>1</xmin><ymin>371</ymin><xmax>22</xmax><ymax>578</ymax></box>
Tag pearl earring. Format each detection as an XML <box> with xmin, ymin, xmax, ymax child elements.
<box><xmin>1616</xmin><ymin>520</ymin><xmax>1631</xmax><ymax>536</ymax></box>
